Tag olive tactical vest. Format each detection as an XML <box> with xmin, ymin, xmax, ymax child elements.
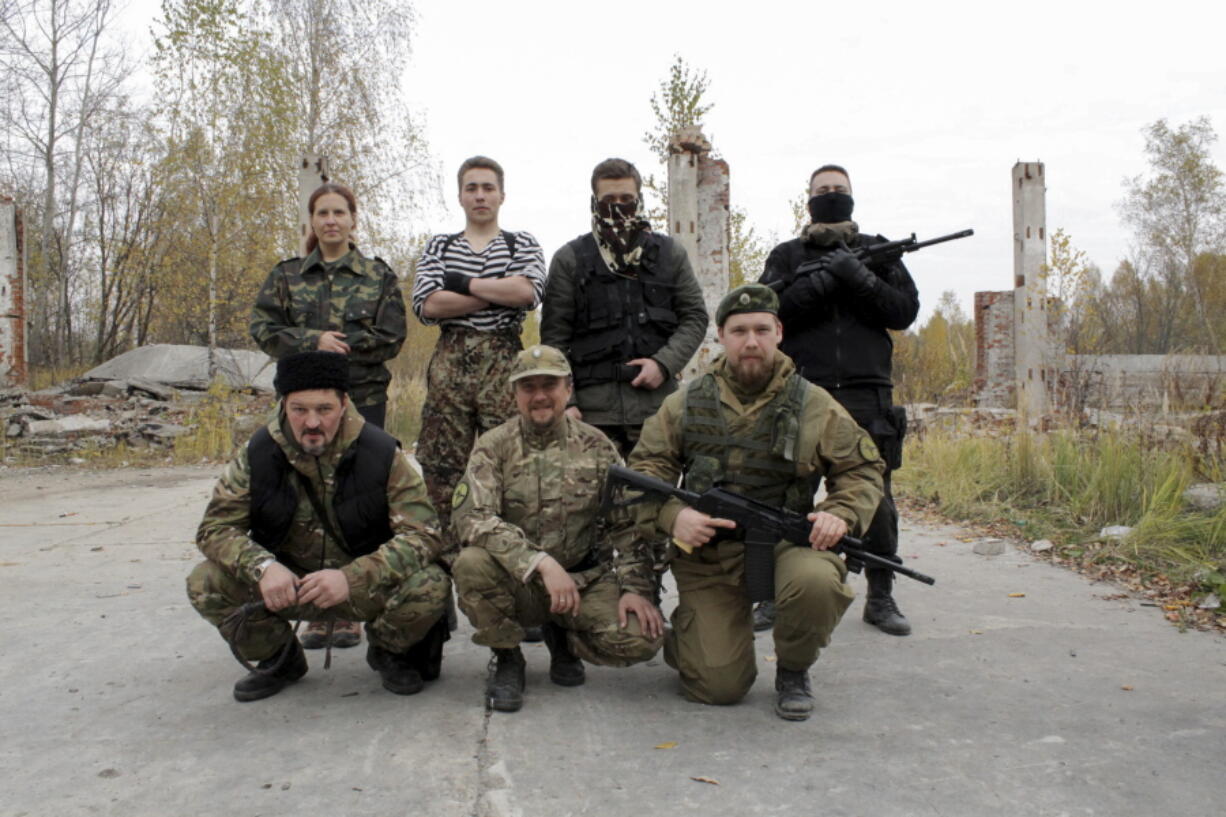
<box><xmin>680</xmin><ymin>372</ymin><xmax>813</xmax><ymax>513</ymax></box>
<box><xmin>248</xmin><ymin>423</ymin><xmax>399</xmax><ymax>557</ymax></box>
<box><xmin>566</xmin><ymin>233</ymin><xmax>681</xmax><ymax>385</ymax></box>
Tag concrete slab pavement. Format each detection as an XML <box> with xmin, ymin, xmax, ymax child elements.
<box><xmin>0</xmin><ymin>465</ymin><xmax>1222</xmax><ymax>817</ymax></box>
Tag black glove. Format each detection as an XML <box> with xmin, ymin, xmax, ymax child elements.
<box><xmin>822</xmin><ymin>248</ymin><xmax>877</xmax><ymax>296</ymax></box>
<box><xmin>442</xmin><ymin>271</ymin><xmax>472</xmax><ymax>295</ymax></box>
<box><xmin>794</xmin><ymin>258</ymin><xmax>837</xmax><ymax>299</ymax></box>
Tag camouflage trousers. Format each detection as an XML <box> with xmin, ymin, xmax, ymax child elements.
<box><xmin>453</xmin><ymin>546</ymin><xmax>661</xmax><ymax>666</ymax></box>
<box><xmin>664</xmin><ymin>541</ymin><xmax>854</xmax><ymax>705</ymax></box>
<box><xmin>186</xmin><ymin>559</ymin><xmax>451</xmax><ymax>661</ymax></box>
<box><xmin>417</xmin><ymin>326</ymin><xmax>521</xmax><ymax>546</ymax></box>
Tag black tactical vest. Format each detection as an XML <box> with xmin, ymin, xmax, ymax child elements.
<box><xmin>566</xmin><ymin>233</ymin><xmax>681</xmax><ymax>385</ymax></box>
<box><xmin>680</xmin><ymin>372</ymin><xmax>813</xmax><ymax>513</ymax></box>
<box><xmin>247</xmin><ymin>422</ymin><xmax>399</xmax><ymax>557</ymax></box>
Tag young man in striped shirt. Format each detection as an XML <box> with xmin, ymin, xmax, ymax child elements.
<box><xmin>411</xmin><ymin>156</ymin><xmax>547</xmax><ymax>554</ymax></box>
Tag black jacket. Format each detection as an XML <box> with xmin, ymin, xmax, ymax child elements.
<box><xmin>759</xmin><ymin>233</ymin><xmax>919</xmax><ymax>391</ymax></box>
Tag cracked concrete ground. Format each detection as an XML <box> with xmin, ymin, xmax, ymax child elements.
<box><xmin>1</xmin><ymin>464</ymin><xmax>1223</xmax><ymax>817</ymax></box>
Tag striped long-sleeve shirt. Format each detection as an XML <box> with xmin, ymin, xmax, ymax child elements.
<box><xmin>410</xmin><ymin>231</ymin><xmax>546</xmax><ymax>331</ymax></box>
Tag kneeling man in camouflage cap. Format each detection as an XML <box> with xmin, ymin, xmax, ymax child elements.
<box><xmin>187</xmin><ymin>351</ymin><xmax>451</xmax><ymax>702</ymax></box>
<box><xmin>451</xmin><ymin>345</ymin><xmax>664</xmax><ymax>712</ymax></box>
<box><xmin>628</xmin><ymin>284</ymin><xmax>885</xmax><ymax>720</ymax></box>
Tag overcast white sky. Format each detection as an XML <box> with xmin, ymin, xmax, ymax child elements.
<box><xmin>122</xmin><ymin>0</ymin><xmax>1226</xmax><ymax>323</ymax></box>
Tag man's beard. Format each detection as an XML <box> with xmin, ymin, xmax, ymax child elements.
<box><xmin>730</xmin><ymin>356</ymin><xmax>772</xmax><ymax>389</ymax></box>
<box><xmin>299</xmin><ymin>432</ymin><xmax>328</xmax><ymax>456</ymax></box>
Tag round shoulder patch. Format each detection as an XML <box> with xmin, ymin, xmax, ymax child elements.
<box><xmin>859</xmin><ymin>435</ymin><xmax>880</xmax><ymax>462</ymax></box>
<box><xmin>451</xmin><ymin>481</ymin><xmax>470</xmax><ymax>508</ymax></box>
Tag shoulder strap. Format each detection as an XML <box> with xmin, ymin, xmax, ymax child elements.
<box><xmin>501</xmin><ymin>230</ymin><xmax>517</xmax><ymax>259</ymax></box>
<box><xmin>439</xmin><ymin>232</ymin><xmax>463</xmax><ymax>260</ymax></box>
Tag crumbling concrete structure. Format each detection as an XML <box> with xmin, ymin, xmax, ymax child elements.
<box><xmin>667</xmin><ymin>127</ymin><xmax>729</xmax><ymax>379</ymax></box>
<box><xmin>1</xmin><ymin>196</ymin><xmax>26</xmax><ymax>387</ymax></box>
<box><xmin>975</xmin><ymin>163</ymin><xmax>1225</xmax><ymax>413</ymax></box>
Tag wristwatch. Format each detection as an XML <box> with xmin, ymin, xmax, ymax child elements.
<box><xmin>252</xmin><ymin>557</ymin><xmax>277</xmax><ymax>582</ymax></box>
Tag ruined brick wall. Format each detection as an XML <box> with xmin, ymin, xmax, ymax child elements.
<box><xmin>974</xmin><ymin>290</ymin><xmax>1014</xmax><ymax>407</ymax></box>
<box><xmin>1</xmin><ymin>196</ymin><xmax>26</xmax><ymax>387</ymax></box>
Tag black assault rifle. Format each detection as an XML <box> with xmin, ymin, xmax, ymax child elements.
<box><xmin>767</xmin><ymin>228</ymin><xmax>974</xmax><ymax>292</ymax></box>
<box><xmin>605</xmin><ymin>465</ymin><xmax>934</xmax><ymax>603</ymax></box>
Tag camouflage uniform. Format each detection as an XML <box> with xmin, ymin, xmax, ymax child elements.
<box><xmin>628</xmin><ymin>352</ymin><xmax>885</xmax><ymax>705</ymax></box>
<box><xmin>450</xmin><ymin>414</ymin><xmax>660</xmax><ymax>666</ymax></box>
<box><xmin>250</xmin><ymin>248</ymin><xmax>407</xmax><ymax>410</ymax></box>
<box><xmin>187</xmin><ymin>402</ymin><xmax>449</xmax><ymax>660</ymax></box>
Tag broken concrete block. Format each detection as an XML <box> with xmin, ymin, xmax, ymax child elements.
<box><xmin>138</xmin><ymin>423</ymin><xmax>190</xmax><ymax>443</ymax></box>
<box><xmin>1183</xmin><ymin>483</ymin><xmax>1224</xmax><ymax>513</ymax></box>
<box><xmin>1100</xmin><ymin>525</ymin><xmax>1133</xmax><ymax>542</ymax></box>
<box><xmin>25</xmin><ymin>416</ymin><xmax>112</xmax><ymax>436</ymax></box>
<box><xmin>126</xmin><ymin>378</ymin><xmax>174</xmax><ymax>401</ymax></box>
<box><xmin>1030</xmin><ymin>539</ymin><xmax>1054</xmax><ymax>552</ymax></box>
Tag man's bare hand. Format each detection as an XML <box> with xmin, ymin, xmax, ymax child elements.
<box><xmin>671</xmin><ymin>507</ymin><xmax>738</xmax><ymax>549</ymax></box>
<box><xmin>806</xmin><ymin>511</ymin><xmax>848</xmax><ymax>550</ymax></box>
<box><xmin>297</xmin><ymin>569</ymin><xmax>351</xmax><ymax>609</ymax></box>
<box><xmin>258</xmin><ymin>562</ymin><xmax>299</xmax><ymax>612</ymax></box>
<box><xmin>565</xmin><ymin>406</ymin><xmax>583</xmax><ymax>420</ymax></box>
<box><xmin>618</xmin><ymin>592</ymin><xmax>665</xmax><ymax>640</ymax></box>
<box><xmin>628</xmin><ymin>358</ymin><xmax>666</xmax><ymax>389</ymax></box>
<box><xmin>538</xmin><ymin>556</ymin><xmax>581</xmax><ymax>615</ymax></box>
<box><xmin>317</xmin><ymin>331</ymin><xmax>351</xmax><ymax>354</ymax></box>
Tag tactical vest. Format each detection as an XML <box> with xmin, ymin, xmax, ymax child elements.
<box><xmin>567</xmin><ymin>233</ymin><xmax>681</xmax><ymax>385</ymax></box>
<box><xmin>680</xmin><ymin>372</ymin><xmax>812</xmax><ymax>513</ymax></box>
<box><xmin>247</xmin><ymin>423</ymin><xmax>399</xmax><ymax>557</ymax></box>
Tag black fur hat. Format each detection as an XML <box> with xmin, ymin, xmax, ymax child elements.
<box><xmin>274</xmin><ymin>351</ymin><xmax>349</xmax><ymax>396</ymax></box>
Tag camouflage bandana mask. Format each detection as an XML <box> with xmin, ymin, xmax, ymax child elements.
<box><xmin>591</xmin><ymin>196</ymin><xmax>651</xmax><ymax>273</ymax></box>
<box><xmin>802</xmin><ymin>220</ymin><xmax>860</xmax><ymax>247</ymax></box>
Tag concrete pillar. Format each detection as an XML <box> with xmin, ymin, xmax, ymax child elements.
<box><xmin>1012</xmin><ymin>162</ymin><xmax>1049</xmax><ymax>422</ymax></box>
<box><xmin>1</xmin><ymin>196</ymin><xmax>27</xmax><ymax>387</ymax></box>
<box><xmin>667</xmin><ymin>127</ymin><xmax>728</xmax><ymax>379</ymax></box>
<box><xmin>299</xmin><ymin>155</ymin><xmax>331</xmax><ymax>256</ymax></box>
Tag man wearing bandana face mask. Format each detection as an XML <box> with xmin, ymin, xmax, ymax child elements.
<box><xmin>757</xmin><ymin>164</ymin><xmax>920</xmax><ymax>637</ymax></box>
<box><xmin>541</xmin><ymin>158</ymin><xmax>708</xmax><ymax>458</ymax></box>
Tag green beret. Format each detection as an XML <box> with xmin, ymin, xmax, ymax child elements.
<box><xmin>509</xmin><ymin>344</ymin><xmax>572</xmax><ymax>383</ymax></box>
<box><xmin>716</xmin><ymin>284</ymin><xmax>779</xmax><ymax>326</ymax></box>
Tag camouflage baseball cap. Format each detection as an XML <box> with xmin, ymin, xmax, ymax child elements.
<box><xmin>716</xmin><ymin>283</ymin><xmax>779</xmax><ymax>326</ymax></box>
<box><xmin>508</xmin><ymin>344</ymin><xmax>572</xmax><ymax>383</ymax></box>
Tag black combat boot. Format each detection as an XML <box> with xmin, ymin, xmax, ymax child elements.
<box><xmin>752</xmin><ymin>600</ymin><xmax>776</xmax><ymax>632</ymax></box>
<box><xmin>404</xmin><ymin>618</ymin><xmax>451</xmax><ymax>682</ymax></box>
<box><xmin>541</xmin><ymin>622</ymin><xmax>585</xmax><ymax>687</ymax></box>
<box><xmin>487</xmin><ymin>647</ymin><xmax>526</xmax><ymax>712</ymax></box>
<box><xmin>774</xmin><ymin>666</ymin><xmax>814</xmax><ymax>721</ymax></box>
<box><xmin>863</xmin><ymin>569</ymin><xmax>911</xmax><ymax>636</ymax></box>
<box><xmin>366</xmin><ymin>643</ymin><xmax>425</xmax><ymax>695</ymax></box>
<box><xmin>233</xmin><ymin>640</ymin><xmax>308</xmax><ymax>702</ymax></box>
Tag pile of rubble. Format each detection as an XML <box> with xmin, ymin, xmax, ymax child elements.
<box><xmin>2</xmin><ymin>345</ymin><xmax>276</xmax><ymax>458</ymax></box>
<box><xmin>2</xmin><ymin>381</ymin><xmax>271</xmax><ymax>457</ymax></box>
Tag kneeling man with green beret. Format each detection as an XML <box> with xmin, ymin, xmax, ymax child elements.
<box><xmin>451</xmin><ymin>345</ymin><xmax>664</xmax><ymax>713</ymax></box>
<box><xmin>628</xmin><ymin>284</ymin><xmax>885</xmax><ymax>720</ymax></box>
<box><xmin>187</xmin><ymin>351</ymin><xmax>451</xmax><ymax>702</ymax></box>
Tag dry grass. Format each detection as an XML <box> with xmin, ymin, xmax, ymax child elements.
<box><xmin>896</xmin><ymin>425</ymin><xmax>1226</xmax><ymax>604</ymax></box>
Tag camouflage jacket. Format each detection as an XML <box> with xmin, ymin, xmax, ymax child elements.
<box><xmin>249</xmin><ymin>248</ymin><xmax>407</xmax><ymax>407</ymax></box>
<box><xmin>195</xmin><ymin>401</ymin><xmax>444</xmax><ymax>588</ymax></box>
<box><xmin>540</xmin><ymin>235</ymin><xmax>709</xmax><ymax>427</ymax></box>
<box><xmin>628</xmin><ymin>353</ymin><xmax>885</xmax><ymax>540</ymax></box>
<box><xmin>451</xmin><ymin>414</ymin><xmax>655</xmax><ymax>598</ymax></box>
